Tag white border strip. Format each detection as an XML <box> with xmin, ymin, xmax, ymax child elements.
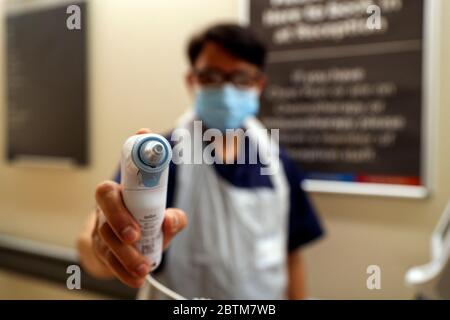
<box><xmin>421</xmin><ymin>0</ymin><xmax>440</xmax><ymax>198</ymax></box>
<box><xmin>238</xmin><ymin>0</ymin><xmax>250</xmax><ymax>26</ymax></box>
<box><xmin>303</xmin><ymin>180</ymin><xmax>428</xmax><ymax>199</ymax></box>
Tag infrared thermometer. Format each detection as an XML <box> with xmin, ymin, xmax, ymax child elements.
<box><xmin>121</xmin><ymin>133</ymin><xmax>172</xmax><ymax>271</ymax></box>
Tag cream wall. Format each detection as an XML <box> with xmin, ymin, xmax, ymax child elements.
<box><xmin>0</xmin><ymin>0</ymin><xmax>449</xmax><ymax>299</ymax></box>
<box><xmin>0</xmin><ymin>0</ymin><xmax>241</xmax><ymax>299</ymax></box>
<box><xmin>0</xmin><ymin>0</ymin><xmax>240</xmax><ymax>248</ymax></box>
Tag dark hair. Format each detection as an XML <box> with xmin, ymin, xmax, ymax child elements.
<box><xmin>187</xmin><ymin>23</ymin><xmax>267</xmax><ymax>69</ymax></box>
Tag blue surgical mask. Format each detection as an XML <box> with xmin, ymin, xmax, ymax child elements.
<box><xmin>194</xmin><ymin>84</ymin><xmax>260</xmax><ymax>132</ymax></box>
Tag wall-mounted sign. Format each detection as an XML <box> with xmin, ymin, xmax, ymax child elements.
<box><xmin>6</xmin><ymin>1</ymin><xmax>88</xmax><ymax>167</ymax></box>
<box><xmin>245</xmin><ymin>0</ymin><xmax>436</xmax><ymax>198</ymax></box>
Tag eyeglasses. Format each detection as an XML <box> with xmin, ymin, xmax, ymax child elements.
<box><xmin>192</xmin><ymin>68</ymin><xmax>262</xmax><ymax>88</ymax></box>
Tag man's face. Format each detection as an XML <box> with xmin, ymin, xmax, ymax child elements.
<box><xmin>186</xmin><ymin>42</ymin><xmax>265</xmax><ymax>94</ymax></box>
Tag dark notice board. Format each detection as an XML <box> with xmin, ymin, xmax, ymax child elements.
<box><xmin>249</xmin><ymin>0</ymin><xmax>426</xmax><ymax>191</ymax></box>
<box><xmin>6</xmin><ymin>2</ymin><xmax>88</xmax><ymax>165</ymax></box>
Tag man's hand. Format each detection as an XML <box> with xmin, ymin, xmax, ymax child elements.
<box><xmin>77</xmin><ymin>128</ymin><xmax>187</xmax><ymax>289</ymax></box>
<box><xmin>90</xmin><ymin>181</ymin><xmax>187</xmax><ymax>288</ymax></box>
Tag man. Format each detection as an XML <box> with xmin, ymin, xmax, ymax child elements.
<box><xmin>77</xmin><ymin>23</ymin><xmax>323</xmax><ymax>299</ymax></box>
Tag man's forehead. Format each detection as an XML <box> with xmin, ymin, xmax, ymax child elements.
<box><xmin>194</xmin><ymin>42</ymin><xmax>260</xmax><ymax>73</ymax></box>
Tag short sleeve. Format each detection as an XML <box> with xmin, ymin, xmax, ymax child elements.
<box><xmin>280</xmin><ymin>150</ymin><xmax>325</xmax><ymax>251</ymax></box>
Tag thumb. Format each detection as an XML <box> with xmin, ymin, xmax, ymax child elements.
<box><xmin>162</xmin><ymin>208</ymin><xmax>188</xmax><ymax>249</ymax></box>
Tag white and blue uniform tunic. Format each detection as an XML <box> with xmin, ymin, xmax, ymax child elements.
<box><xmin>114</xmin><ymin>116</ymin><xmax>323</xmax><ymax>299</ymax></box>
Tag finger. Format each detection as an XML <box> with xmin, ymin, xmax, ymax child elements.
<box><xmin>99</xmin><ymin>222</ymin><xmax>150</xmax><ymax>278</ymax></box>
<box><xmin>103</xmin><ymin>249</ymin><xmax>146</xmax><ymax>288</ymax></box>
<box><xmin>162</xmin><ymin>208</ymin><xmax>188</xmax><ymax>249</ymax></box>
<box><xmin>136</xmin><ymin>128</ymin><xmax>151</xmax><ymax>135</ymax></box>
<box><xmin>95</xmin><ymin>205</ymin><xmax>107</xmax><ymax>228</ymax></box>
<box><xmin>93</xmin><ymin>231</ymin><xmax>145</xmax><ymax>288</ymax></box>
<box><xmin>95</xmin><ymin>181</ymin><xmax>140</xmax><ymax>244</ymax></box>
<box><xmin>92</xmin><ymin>229</ymin><xmax>110</xmax><ymax>261</ymax></box>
